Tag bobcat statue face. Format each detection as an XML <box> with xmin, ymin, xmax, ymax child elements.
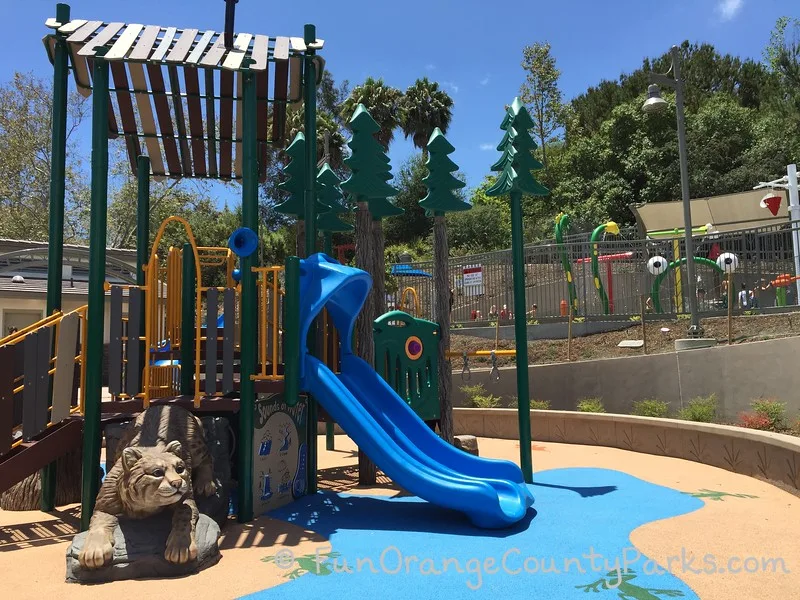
<box><xmin>118</xmin><ymin>440</ymin><xmax>191</xmax><ymax>510</ymax></box>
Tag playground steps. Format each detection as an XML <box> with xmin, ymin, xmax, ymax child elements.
<box><xmin>0</xmin><ymin>417</ymin><xmax>82</xmax><ymax>494</ymax></box>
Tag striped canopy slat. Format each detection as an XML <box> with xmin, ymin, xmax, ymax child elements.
<box><xmin>219</xmin><ymin>69</ymin><xmax>234</xmax><ymax>179</ymax></box>
<box><xmin>109</xmin><ymin>61</ymin><xmax>142</xmax><ymax>173</ymax></box>
<box><xmin>147</xmin><ymin>63</ymin><xmax>182</xmax><ymax>176</ymax></box>
<box><xmin>47</xmin><ymin>17</ymin><xmax>325</xmax><ymax>179</ymax></box>
<box><xmin>205</xmin><ymin>69</ymin><xmax>219</xmax><ymax>178</ymax></box>
<box><xmin>184</xmin><ymin>66</ymin><xmax>207</xmax><ymax>177</ymax></box>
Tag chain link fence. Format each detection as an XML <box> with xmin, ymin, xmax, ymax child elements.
<box><xmin>387</xmin><ymin>221</ymin><xmax>800</xmax><ymax>324</ymax></box>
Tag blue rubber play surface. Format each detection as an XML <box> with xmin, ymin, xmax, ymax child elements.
<box><xmin>240</xmin><ymin>467</ymin><xmax>703</xmax><ymax>599</ymax></box>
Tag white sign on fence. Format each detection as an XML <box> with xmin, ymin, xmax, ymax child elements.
<box><xmin>462</xmin><ymin>265</ymin><xmax>484</xmax><ymax>296</ymax></box>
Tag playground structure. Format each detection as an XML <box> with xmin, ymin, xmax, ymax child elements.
<box><xmin>0</xmin><ymin>4</ymin><xmax>541</xmax><ymax>559</ymax></box>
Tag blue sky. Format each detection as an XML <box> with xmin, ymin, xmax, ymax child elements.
<box><xmin>2</xmin><ymin>0</ymin><xmax>796</xmax><ymax>207</ymax></box>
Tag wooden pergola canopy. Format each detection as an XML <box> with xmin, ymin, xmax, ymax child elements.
<box><xmin>43</xmin><ymin>17</ymin><xmax>324</xmax><ymax>182</ymax></box>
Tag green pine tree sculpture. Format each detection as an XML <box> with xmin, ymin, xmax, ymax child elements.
<box><xmin>340</xmin><ymin>104</ymin><xmax>403</xmax><ymax>219</ymax></box>
<box><xmin>486</xmin><ymin>98</ymin><xmax>549</xmax><ymax>198</ymax></box>
<box><xmin>316</xmin><ymin>163</ymin><xmax>353</xmax><ymax>233</ymax></box>
<box><xmin>274</xmin><ymin>132</ymin><xmax>306</xmax><ymax>217</ymax></box>
<box><xmin>419</xmin><ymin>128</ymin><xmax>471</xmax><ymax>216</ymax></box>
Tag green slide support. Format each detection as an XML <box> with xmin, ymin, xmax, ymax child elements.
<box><xmin>651</xmin><ymin>256</ymin><xmax>724</xmax><ymax>313</ymax></box>
<box><xmin>590</xmin><ymin>221</ymin><xmax>620</xmax><ymax>315</ymax></box>
<box><xmin>554</xmin><ymin>212</ymin><xmax>578</xmax><ymax>315</ymax></box>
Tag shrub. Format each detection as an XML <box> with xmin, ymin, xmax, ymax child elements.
<box><xmin>737</xmin><ymin>412</ymin><xmax>772</xmax><ymax>431</ymax></box>
<box><xmin>677</xmin><ymin>394</ymin><xmax>717</xmax><ymax>423</ymax></box>
<box><xmin>530</xmin><ymin>399</ymin><xmax>551</xmax><ymax>410</ymax></box>
<box><xmin>631</xmin><ymin>398</ymin><xmax>670</xmax><ymax>418</ymax></box>
<box><xmin>750</xmin><ymin>398</ymin><xmax>787</xmax><ymax>432</ymax></box>
<box><xmin>459</xmin><ymin>383</ymin><xmax>501</xmax><ymax>409</ymax></box>
<box><xmin>577</xmin><ymin>397</ymin><xmax>605</xmax><ymax>413</ymax></box>
<box><xmin>791</xmin><ymin>420</ymin><xmax>800</xmax><ymax>437</ymax></box>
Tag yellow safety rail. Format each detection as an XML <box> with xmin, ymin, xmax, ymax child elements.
<box><xmin>446</xmin><ymin>349</ymin><xmax>516</xmax><ymax>358</ymax></box>
<box><xmin>0</xmin><ymin>306</ymin><xmax>88</xmax><ymax>450</ymax></box>
<box><xmin>400</xmin><ymin>286</ymin><xmax>420</xmax><ymax>317</ymax></box>
<box><xmin>143</xmin><ymin>216</ymin><xmax>203</xmax><ymax>407</ymax></box>
<box><xmin>197</xmin><ymin>246</ymin><xmax>236</xmax><ymax>288</ymax></box>
<box><xmin>253</xmin><ymin>266</ymin><xmax>284</xmax><ymax>381</ymax></box>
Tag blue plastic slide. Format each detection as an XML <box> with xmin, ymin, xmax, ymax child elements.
<box><xmin>295</xmin><ymin>253</ymin><xmax>534</xmax><ymax>529</ymax></box>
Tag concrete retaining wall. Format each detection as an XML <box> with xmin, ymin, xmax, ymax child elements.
<box><xmin>452</xmin><ymin>408</ymin><xmax>800</xmax><ymax>492</ymax></box>
<box><xmin>452</xmin><ymin>335</ymin><xmax>800</xmax><ymax>421</ymax></box>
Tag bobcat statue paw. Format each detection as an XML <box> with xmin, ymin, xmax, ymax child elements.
<box><xmin>165</xmin><ymin>530</ymin><xmax>197</xmax><ymax>564</ymax></box>
<box><xmin>79</xmin><ymin>535</ymin><xmax>114</xmax><ymax>569</ymax></box>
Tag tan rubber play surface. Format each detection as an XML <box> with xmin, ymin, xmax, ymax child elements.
<box><xmin>1</xmin><ymin>437</ymin><xmax>798</xmax><ymax>599</ymax></box>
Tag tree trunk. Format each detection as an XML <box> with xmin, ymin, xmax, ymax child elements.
<box><xmin>433</xmin><ymin>215</ymin><xmax>453</xmax><ymax>443</ymax></box>
<box><xmin>371</xmin><ymin>218</ymin><xmax>387</xmax><ymax>317</ymax></box>
<box><xmin>354</xmin><ymin>202</ymin><xmax>377</xmax><ymax>484</ymax></box>
<box><xmin>0</xmin><ymin>448</ymin><xmax>82</xmax><ymax>510</ymax></box>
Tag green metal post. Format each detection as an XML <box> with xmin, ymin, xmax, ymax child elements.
<box><xmin>136</xmin><ymin>155</ymin><xmax>149</xmax><ymax>397</ymax></box>
<box><xmin>136</xmin><ymin>156</ymin><xmax>150</xmax><ymax>287</ymax></box>
<box><xmin>284</xmin><ymin>256</ymin><xmax>301</xmax><ymax>408</ymax></box>
<box><xmin>510</xmin><ymin>191</ymin><xmax>532</xmax><ymax>483</ymax></box>
<box><xmin>81</xmin><ymin>50</ymin><xmax>110</xmax><ymax>530</ymax></box>
<box><xmin>237</xmin><ymin>67</ymin><xmax>258</xmax><ymax>523</ymax></box>
<box><xmin>302</xmin><ymin>24</ymin><xmax>319</xmax><ymax>494</ymax></box>
<box><xmin>180</xmin><ymin>243</ymin><xmax>196</xmax><ymax>394</ymax></box>
<box><xmin>41</xmin><ymin>1</ymin><xmax>71</xmax><ymax>512</ymax></box>
<box><xmin>323</xmin><ymin>233</ymin><xmax>335</xmax><ymax>450</ymax></box>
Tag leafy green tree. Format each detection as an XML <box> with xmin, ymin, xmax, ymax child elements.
<box><xmin>340</xmin><ymin>77</ymin><xmax>403</xmax><ymax>149</ymax></box>
<box><xmin>520</xmin><ymin>42</ymin><xmax>564</xmax><ymax>169</ymax></box>
<box><xmin>398</xmin><ymin>78</ymin><xmax>454</xmax><ymax>159</ymax></box>
<box><xmin>383</xmin><ymin>154</ymin><xmax>434</xmax><ymax>246</ymax></box>
<box><xmin>446</xmin><ymin>204</ymin><xmax>510</xmax><ymax>254</ymax></box>
<box><xmin>0</xmin><ymin>72</ymin><xmax>89</xmax><ymax>241</ymax></box>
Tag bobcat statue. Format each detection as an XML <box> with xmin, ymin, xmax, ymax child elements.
<box><xmin>79</xmin><ymin>405</ymin><xmax>218</xmax><ymax>569</ymax></box>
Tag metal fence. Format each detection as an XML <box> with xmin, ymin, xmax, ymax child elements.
<box><xmin>387</xmin><ymin>221</ymin><xmax>800</xmax><ymax>323</ymax></box>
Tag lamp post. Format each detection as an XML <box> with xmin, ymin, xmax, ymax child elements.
<box><xmin>643</xmin><ymin>45</ymin><xmax>703</xmax><ymax>337</ymax></box>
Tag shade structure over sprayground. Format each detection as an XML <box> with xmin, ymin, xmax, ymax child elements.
<box><xmin>294</xmin><ymin>253</ymin><xmax>533</xmax><ymax>528</ymax></box>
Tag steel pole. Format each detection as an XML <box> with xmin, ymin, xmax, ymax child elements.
<box><xmin>510</xmin><ymin>191</ymin><xmax>532</xmax><ymax>483</ymax></box>
<box><xmin>41</xmin><ymin>1</ymin><xmax>71</xmax><ymax>512</ymax></box>
<box><xmin>237</xmin><ymin>67</ymin><xmax>258</xmax><ymax>523</ymax></box>
<box><xmin>81</xmin><ymin>51</ymin><xmax>109</xmax><ymax>530</ymax></box>
<box><xmin>672</xmin><ymin>46</ymin><xmax>702</xmax><ymax>337</ymax></box>
<box><xmin>302</xmin><ymin>24</ymin><xmax>319</xmax><ymax>494</ymax></box>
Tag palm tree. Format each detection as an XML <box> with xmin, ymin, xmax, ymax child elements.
<box><xmin>286</xmin><ymin>109</ymin><xmax>346</xmax><ymax>169</ymax></box>
<box><xmin>399</xmin><ymin>78</ymin><xmax>454</xmax><ymax>159</ymax></box>
<box><xmin>340</xmin><ymin>77</ymin><xmax>403</xmax><ymax>149</ymax></box>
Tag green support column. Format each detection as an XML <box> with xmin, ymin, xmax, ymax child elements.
<box><xmin>41</xmin><ymin>1</ymin><xmax>71</xmax><ymax>512</ymax></box>
<box><xmin>237</xmin><ymin>67</ymin><xmax>258</xmax><ymax>523</ymax></box>
<box><xmin>283</xmin><ymin>256</ymin><xmax>301</xmax><ymax>409</ymax></box>
<box><xmin>510</xmin><ymin>191</ymin><xmax>532</xmax><ymax>482</ymax></box>
<box><xmin>180</xmin><ymin>243</ymin><xmax>196</xmax><ymax>394</ymax></box>
<box><xmin>136</xmin><ymin>155</ymin><xmax>150</xmax><ymax>395</ymax></box>
<box><xmin>81</xmin><ymin>50</ymin><xmax>110</xmax><ymax>530</ymax></box>
<box><xmin>302</xmin><ymin>24</ymin><xmax>319</xmax><ymax>494</ymax></box>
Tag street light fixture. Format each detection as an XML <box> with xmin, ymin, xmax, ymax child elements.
<box><xmin>642</xmin><ymin>45</ymin><xmax>704</xmax><ymax>338</ymax></box>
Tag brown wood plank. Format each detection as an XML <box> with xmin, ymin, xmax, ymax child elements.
<box><xmin>166</xmin><ymin>28</ymin><xmax>199</xmax><ymax>63</ymax></box>
<box><xmin>0</xmin><ymin>346</ymin><xmax>15</xmax><ymax>455</ymax></box>
<box><xmin>77</xmin><ymin>22</ymin><xmax>125</xmax><ymax>57</ymax></box>
<box><xmin>106</xmin><ymin>23</ymin><xmax>144</xmax><ymax>60</ymax></box>
<box><xmin>110</xmin><ymin>62</ymin><xmax>141</xmax><ymax>173</ymax></box>
<box><xmin>288</xmin><ymin>56</ymin><xmax>302</xmax><ymax>114</ymax></box>
<box><xmin>187</xmin><ymin>30</ymin><xmax>215</xmax><ymax>64</ymax></box>
<box><xmin>251</xmin><ymin>35</ymin><xmax>269</xmax><ymax>71</ymax></box>
<box><xmin>273</xmin><ymin>36</ymin><xmax>290</xmax><ymax>61</ymax></box>
<box><xmin>272</xmin><ymin>58</ymin><xmax>289</xmax><ymax>145</ymax></box>
<box><xmin>168</xmin><ymin>65</ymin><xmax>193</xmax><ymax>176</ymax></box>
<box><xmin>149</xmin><ymin>27</ymin><xmax>177</xmax><ymax>62</ymax></box>
<box><xmin>128</xmin><ymin>63</ymin><xmax>166</xmax><ymax>176</ymax></box>
<box><xmin>184</xmin><ymin>66</ymin><xmax>207</xmax><ymax>176</ymax></box>
<box><xmin>199</xmin><ymin>33</ymin><xmax>228</xmax><ymax>68</ymax></box>
<box><xmin>129</xmin><ymin>24</ymin><xmax>160</xmax><ymax>61</ymax></box>
<box><xmin>205</xmin><ymin>69</ymin><xmax>218</xmax><ymax>177</ymax></box>
<box><xmin>67</xmin><ymin>50</ymin><xmax>92</xmax><ymax>97</ymax></box>
<box><xmin>52</xmin><ymin>313</ymin><xmax>79</xmax><ymax>424</ymax></box>
<box><xmin>0</xmin><ymin>420</ymin><xmax>82</xmax><ymax>494</ymax></box>
<box><xmin>219</xmin><ymin>69</ymin><xmax>234</xmax><ymax>179</ymax></box>
<box><xmin>147</xmin><ymin>64</ymin><xmax>182</xmax><ymax>176</ymax></box>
